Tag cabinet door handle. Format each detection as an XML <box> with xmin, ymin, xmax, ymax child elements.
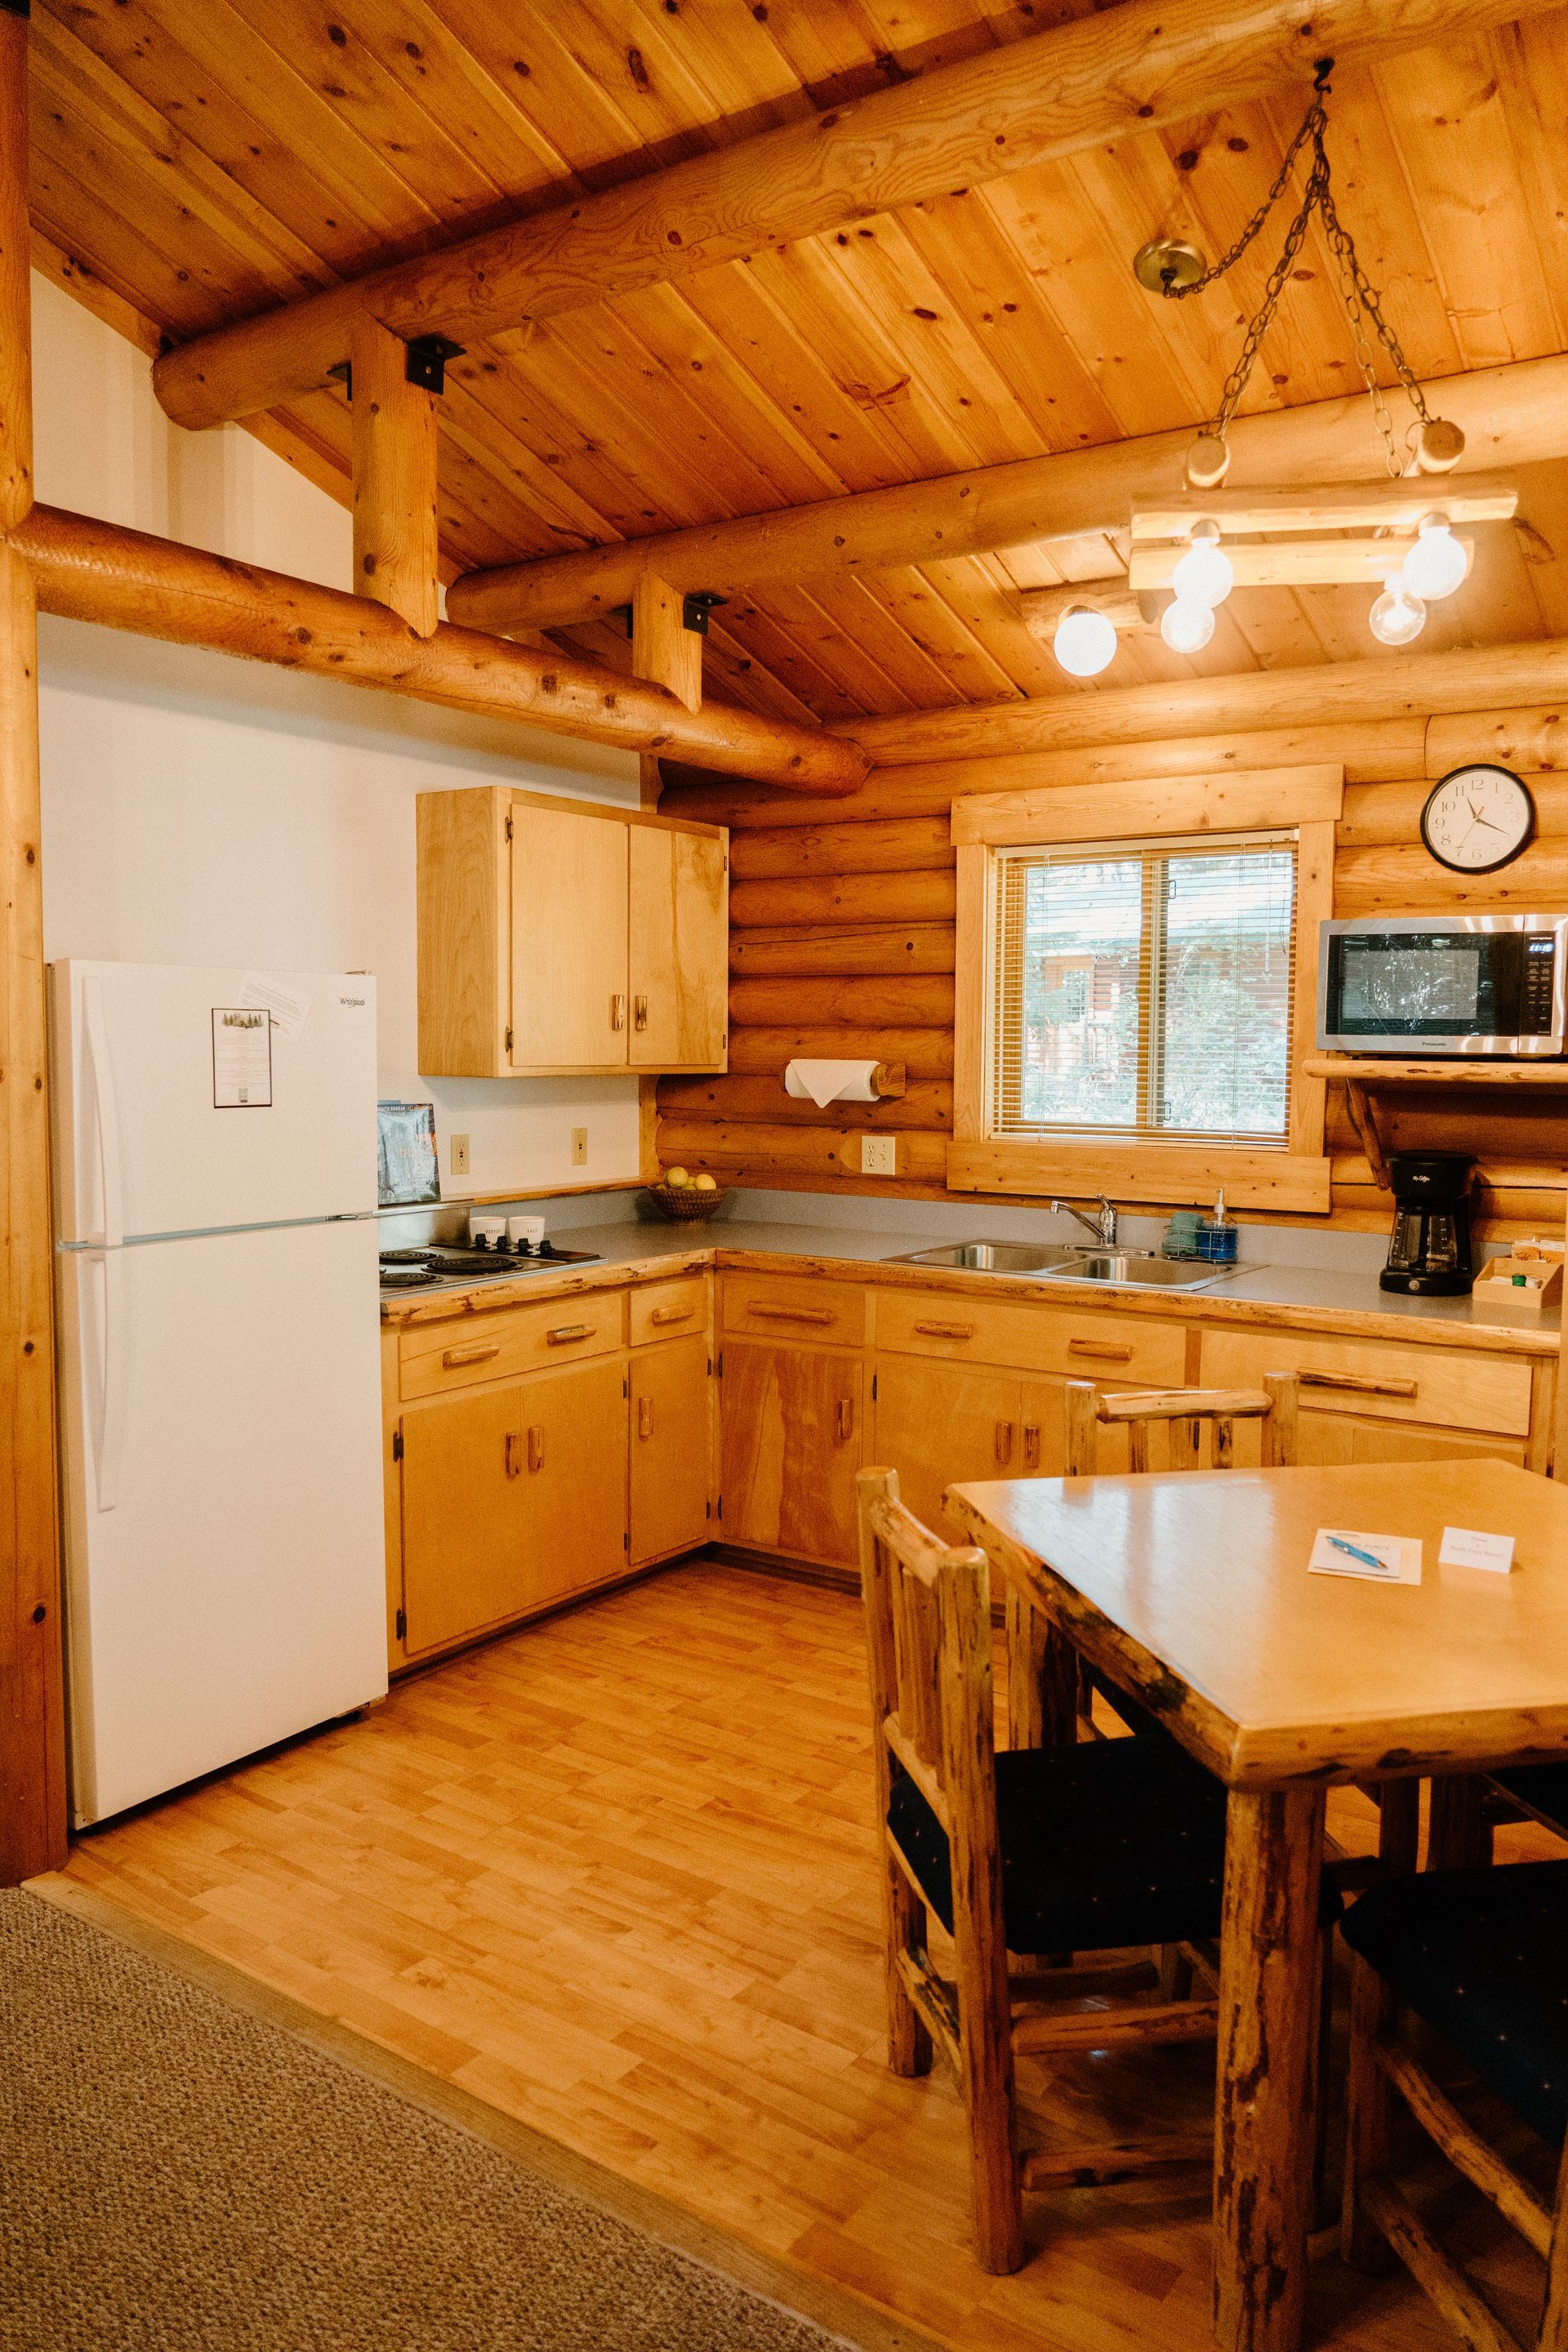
<box><xmin>914</xmin><ymin>1320</ymin><xmax>976</xmax><ymax>1340</ymax></box>
<box><xmin>649</xmin><ymin>1303</ymin><xmax>694</xmax><ymax>1326</ymax></box>
<box><xmin>528</xmin><ymin>1426</ymin><xmax>545</xmax><ymax>1473</ymax></box>
<box><xmin>611</xmin><ymin>993</ymin><xmax>626</xmax><ymax>1031</ymax></box>
<box><xmin>634</xmin><ymin>994</ymin><xmax>648</xmax><ymax>1032</ymax></box>
<box><xmin>836</xmin><ymin>1397</ymin><xmax>854</xmax><ymax>1441</ymax></box>
<box><xmin>1301</xmin><ymin>1369</ymin><xmax>1418</xmax><ymax>1398</ymax></box>
<box><xmin>746</xmin><ymin>1303</ymin><xmax>834</xmax><ymax>1325</ymax></box>
<box><xmin>1022</xmin><ymin>1423</ymin><xmax>1041</xmax><ymax>1471</ymax></box>
<box><xmin>443</xmin><ymin>1342</ymin><xmax>501</xmax><ymax>1368</ymax></box>
<box><xmin>1068</xmin><ymin>1339</ymin><xmax>1133</xmax><ymax>1363</ymax></box>
<box><xmin>995</xmin><ymin>1419</ymin><xmax>1014</xmax><ymax>1467</ymax></box>
<box><xmin>638</xmin><ymin>1396</ymin><xmax>654</xmax><ymax>1441</ymax></box>
<box><xmin>504</xmin><ymin>1431</ymin><xmax>523</xmax><ymax>1478</ymax></box>
<box><xmin>546</xmin><ymin>1322</ymin><xmax>595</xmax><ymax>1346</ymax></box>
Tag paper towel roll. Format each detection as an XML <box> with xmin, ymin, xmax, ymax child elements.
<box><xmin>785</xmin><ymin>1058</ymin><xmax>881</xmax><ymax>1109</ymax></box>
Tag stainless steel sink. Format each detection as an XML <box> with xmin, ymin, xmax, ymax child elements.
<box><xmin>1042</xmin><ymin>1251</ymin><xmax>1236</xmax><ymax>1291</ymax></box>
<box><xmin>886</xmin><ymin>1239</ymin><xmax>1091</xmax><ymax>1274</ymax></box>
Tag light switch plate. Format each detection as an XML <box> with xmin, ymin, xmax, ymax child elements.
<box><xmin>571</xmin><ymin>1126</ymin><xmax>589</xmax><ymax>1167</ymax></box>
<box><xmin>448</xmin><ymin>1133</ymin><xmax>470</xmax><ymax>1177</ymax></box>
<box><xmin>861</xmin><ymin>1135</ymin><xmax>898</xmax><ymax>1176</ymax></box>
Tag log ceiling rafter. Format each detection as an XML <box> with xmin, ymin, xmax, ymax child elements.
<box><xmin>148</xmin><ymin>0</ymin><xmax>1558</xmax><ymax>435</ymax></box>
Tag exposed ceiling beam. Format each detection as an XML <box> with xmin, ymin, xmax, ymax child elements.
<box><xmin>445</xmin><ymin>355</ymin><xmax>1568</xmax><ymax>635</ymax></box>
<box><xmin>151</xmin><ymin>0</ymin><xmax>1549</xmax><ymax>434</ymax></box>
<box><xmin>14</xmin><ymin>506</ymin><xmax>866</xmax><ymax>795</ymax></box>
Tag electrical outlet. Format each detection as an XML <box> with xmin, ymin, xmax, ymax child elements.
<box><xmin>448</xmin><ymin>1133</ymin><xmax>470</xmax><ymax>1178</ymax></box>
<box><xmin>571</xmin><ymin>1126</ymin><xmax>588</xmax><ymax>1168</ymax></box>
<box><xmin>861</xmin><ymin>1135</ymin><xmax>898</xmax><ymax>1177</ymax></box>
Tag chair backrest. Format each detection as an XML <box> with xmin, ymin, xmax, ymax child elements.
<box><xmin>857</xmin><ymin>1463</ymin><xmax>1007</xmax><ymax>1971</ymax></box>
<box><xmin>1065</xmin><ymin>1372</ymin><xmax>1299</xmax><ymax>1477</ymax></box>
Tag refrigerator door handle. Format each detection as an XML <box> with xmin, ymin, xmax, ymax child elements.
<box><xmin>87</xmin><ymin>1245</ymin><xmax>129</xmax><ymax>1512</ymax></box>
<box><xmin>82</xmin><ymin>975</ymin><xmax>126</xmax><ymax>1250</ymax></box>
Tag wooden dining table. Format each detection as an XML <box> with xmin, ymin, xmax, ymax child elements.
<box><xmin>945</xmin><ymin>1454</ymin><xmax>1568</xmax><ymax>2352</ymax></box>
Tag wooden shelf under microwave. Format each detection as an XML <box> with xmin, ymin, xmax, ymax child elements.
<box><xmin>1303</xmin><ymin>1055</ymin><xmax>1568</xmax><ymax>1190</ymax></box>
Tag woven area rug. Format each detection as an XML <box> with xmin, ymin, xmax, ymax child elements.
<box><xmin>0</xmin><ymin>1888</ymin><xmax>888</xmax><ymax>2352</ymax></box>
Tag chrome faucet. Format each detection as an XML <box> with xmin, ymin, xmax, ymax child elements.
<box><xmin>1051</xmin><ymin>1194</ymin><xmax>1118</xmax><ymax>1248</ymax></box>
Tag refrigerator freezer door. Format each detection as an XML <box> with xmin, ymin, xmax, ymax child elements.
<box><xmin>56</xmin><ymin>1216</ymin><xmax>387</xmax><ymax>1825</ymax></box>
<box><xmin>51</xmin><ymin>961</ymin><xmax>378</xmax><ymax>1243</ymax></box>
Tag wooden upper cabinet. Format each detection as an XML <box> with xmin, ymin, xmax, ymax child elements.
<box><xmin>416</xmin><ymin>785</ymin><xmax>728</xmax><ymax>1077</ymax></box>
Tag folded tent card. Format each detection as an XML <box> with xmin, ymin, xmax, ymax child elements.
<box><xmin>1309</xmin><ymin>1530</ymin><xmax>1423</xmax><ymax>1585</ymax></box>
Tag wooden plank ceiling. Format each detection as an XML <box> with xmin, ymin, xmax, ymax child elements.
<box><xmin>29</xmin><ymin>0</ymin><xmax>1568</xmax><ymax>725</ymax></box>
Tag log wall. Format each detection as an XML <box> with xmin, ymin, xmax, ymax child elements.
<box><xmin>658</xmin><ymin>702</ymin><xmax>1568</xmax><ymax>1235</ymax></box>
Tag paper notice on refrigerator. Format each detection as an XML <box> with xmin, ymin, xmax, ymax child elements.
<box><xmin>212</xmin><ymin>1006</ymin><xmax>273</xmax><ymax>1107</ymax></box>
<box><xmin>238</xmin><ymin>971</ymin><xmax>311</xmax><ymax>1039</ymax></box>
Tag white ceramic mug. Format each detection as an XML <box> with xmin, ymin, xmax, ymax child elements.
<box><xmin>506</xmin><ymin>1214</ymin><xmax>547</xmax><ymax>1250</ymax></box>
<box><xmin>469</xmin><ymin>1213</ymin><xmax>506</xmax><ymax>1249</ymax></box>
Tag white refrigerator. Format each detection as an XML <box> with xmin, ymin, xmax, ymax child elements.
<box><xmin>49</xmin><ymin>960</ymin><xmax>389</xmax><ymax>1827</ymax></box>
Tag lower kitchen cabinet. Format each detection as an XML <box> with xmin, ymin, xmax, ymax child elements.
<box><xmin>630</xmin><ymin>1336</ymin><xmax>712</xmax><ymax>1565</ymax></box>
<box><xmin>521</xmin><ymin>1354</ymin><xmax>630</xmax><ymax>1604</ymax></box>
<box><xmin>871</xmin><ymin>1357</ymin><xmax>1034</xmax><ymax>1535</ymax></box>
<box><xmin>719</xmin><ymin>1339</ymin><xmax>863</xmax><ymax>1565</ymax></box>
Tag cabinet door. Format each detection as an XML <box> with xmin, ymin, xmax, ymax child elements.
<box><xmin>511</xmin><ymin>803</ymin><xmax>628</xmax><ymax>1069</ymax></box>
<box><xmin>720</xmin><ymin>1341</ymin><xmax>863</xmax><ymax>1566</ymax></box>
<box><xmin>1294</xmin><ymin>1413</ymin><xmax>1525</xmax><ymax>1470</ymax></box>
<box><xmin>872</xmin><ymin>1357</ymin><xmax>1023</xmax><ymax>1535</ymax></box>
<box><xmin>519</xmin><ymin>1354</ymin><xmax>630</xmax><ymax>1601</ymax></box>
<box><xmin>401</xmin><ymin>1383</ymin><xmax>528</xmax><ymax>1655</ymax></box>
<box><xmin>630</xmin><ymin>1337</ymin><xmax>711</xmax><ymax>1565</ymax></box>
<box><xmin>628</xmin><ymin>825</ymin><xmax>727</xmax><ymax>1070</ymax></box>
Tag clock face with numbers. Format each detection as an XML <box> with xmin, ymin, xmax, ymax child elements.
<box><xmin>1420</xmin><ymin>764</ymin><xmax>1536</xmax><ymax>874</ymax></box>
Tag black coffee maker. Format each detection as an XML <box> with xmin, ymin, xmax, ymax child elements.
<box><xmin>1380</xmin><ymin>1153</ymin><xmax>1475</xmax><ymax>1296</ymax></box>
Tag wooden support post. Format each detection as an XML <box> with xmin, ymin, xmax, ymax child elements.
<box><xmin>0</xmin><ymin>0</ymin><xmax>68</xmax><ymax>1884</ymax></box>
<box><xmin>631</xmin><ymin>576</ymin><xmax>701</xmax><ymax>715</ymax></box>
<box><xmin>350</xmin><ymin>317</ymin><xmax>439</xmax><ymax>639</ymax></box>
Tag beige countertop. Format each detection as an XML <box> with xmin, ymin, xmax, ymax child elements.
<box><xmin>381</xmin><ymin>1217</ymin><xmax>1560</xmax><ymax>1357</ymax></box>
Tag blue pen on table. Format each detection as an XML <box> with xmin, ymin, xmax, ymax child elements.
<box><xmin>1326</xmin><ymin>1534</ymin><xmax>1396</xmax><ymax>1574</ymax></box>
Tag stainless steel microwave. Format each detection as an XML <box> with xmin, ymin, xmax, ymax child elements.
<box><xmin>1316</xmin><ymin>914</ymin><xmax>1568</xmax><ymax>1056</ymax></box>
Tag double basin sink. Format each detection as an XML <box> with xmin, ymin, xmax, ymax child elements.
<box><xmin>885</xmin><ymin>1239</ymin><xmax>1242</xmax><ymax>1292</ymax></box>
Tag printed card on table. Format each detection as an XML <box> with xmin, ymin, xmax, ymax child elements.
<box><xmin>1308</xmin><ymin>1529</ymin><xmax>1423</xmax><ymax>1585</ymax></box>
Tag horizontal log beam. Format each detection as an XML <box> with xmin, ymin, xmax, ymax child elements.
<box><xmin>657</xmin><ymin>1117</ymin><xmax>951</xmax><ymax>1184</ymax></box>
<box><xmin>727</xmin><ymin>1026</ymin><xmax>955</xmax><ymax>1079</ymax></box>
<box><xmin>11</xmin><ymin>506</ymin><xmax>864</xmax><ymax>794</ymax></box>
<box><xmin>1335</xmin><ymin>840</ymin><xmax>1568</xmax><ymax>914</ymax></box>
<box><xmin>450</xmin><ymin>357</ymin><xmax>1568</xmax><ymax>634</ymax></box>
<box><xmin>154</xmin><ymin>0</ymin><xmax>1545</xmax><ymax>436</ymax></box>
<box><xmin>728</xmin><ymin>815</ymin><xmax>951</xmax><ymax>880</ymax></box>
<box><xmin>729</xmin><ymin>924</ymin><xmax>956</xmax><ymax>978</ymax></box>
<box><xmin>658</xmin><ymin>1075</ymin><xmax>952</xmax><ymax>1131</ymax></box>
<box><xmin>729</xmin><ymin>871</ymin><xmax>956</xmax><ymax>929</ymax></box>
<box><xmin>729</xmin><ymin>973</ymin><xmax>955</xmax><ymax>1027</ymax></box>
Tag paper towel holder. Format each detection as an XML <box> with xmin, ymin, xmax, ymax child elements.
<box><xmin>782</xmin><ymin>1060</ymin><xmax>906</xmax><ymax>1098</ymax></box>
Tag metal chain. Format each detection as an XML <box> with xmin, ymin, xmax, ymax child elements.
<box><xmin>1158</xmin><ymin>65</ymin><xmax>1429</xmax><ymax>467</ymax></box>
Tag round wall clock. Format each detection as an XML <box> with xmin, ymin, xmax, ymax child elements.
<box><xmin>1419</xmin><ymin>764</ymin><xmax>1536</xmax><ymax>873</ymax></box>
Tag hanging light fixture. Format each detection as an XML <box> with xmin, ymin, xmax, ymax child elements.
<box><xmin>1130</xmin><ymin>60</ymin><xmax>1499</xmax><ymax>650</ymax></box>
<box><xmin>1051</xmin><ymin>604</ymin><xmax>1119</xmax><ymax>677</ymax></box>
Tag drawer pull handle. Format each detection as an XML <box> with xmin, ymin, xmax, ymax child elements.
<box><xmin>504</xmin><ymin>1431</ymin><xmax>523</xmax><ymax>1478</ymax></box>
<box><xmin>1068</xmin><ymin>1339</ymin><xmax>1133</xmax><ymax>1363</ymax></box>
<box><xmin>746</xmin><ymin>1303</ymin><xmax>835</xmax><ymax>1325</ymax></box>
<box><xmin>836</xmin><ymin>1397</ymin><xmax>854</xmax><ymax>1441</ymax></box>
<box><xmin>611</xmin><ymin>992</ymin><xmax>626</xmax><ymax>1031</ymax></box>
<box><xmin>1301</xmin><ymin>1370</ymin><xmax>1418</xmax><ymax>1398</ymax></box>
<box><xmin>649</xmin><ymin>1303</ymin><xmax>694</xmax><ymax>1326</ymax></box>
<box><xmin>546</xmin><ymin>1323</ymin><xmax>595</xmax><ymax>1346</ymax></box>
<box><xmin>443</xmin><ymin>1342</ymin><xmax>501</xmax><ymax>1368</ymax></box>
<box><xmin>995</xmin><ymin>1419</ymin><xmax>1014</xmax><ymax>1467</ymax></box>
<box><xmin>915</xmin><ymin>1320</ymin><xmax>976</xmax><ymax>1339</ymax></box>
<box><xmin>528</xmin><ymin>1426</ymin><xmax>545</xmax><ymax>1473</ymax></box>
<box><xmin>638</xmin><ymin>1396</ymin><xmax>654</xmax><ymax>1441</ymax></box>
<box><xmin>1022</xmin><ymin>1423</ymin><xmax>1041</xmax><ymax>1471</ymax></box>
<box><xmin>634</xmin><ymin>994</ymin><xmax>648</xmax><ymax>1032</ymax></box>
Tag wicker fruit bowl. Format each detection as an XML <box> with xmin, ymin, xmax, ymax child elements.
<box><xmin>647</xmin><ymin>1180</ymin><xmax>727</xmax><ymax>1223</ymax></box>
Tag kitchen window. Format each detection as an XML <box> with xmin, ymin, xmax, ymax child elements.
<box><xmin>989</xmin><ymin>832</ymin><xmax>1298</xmax><ymax>1147</ymax></box>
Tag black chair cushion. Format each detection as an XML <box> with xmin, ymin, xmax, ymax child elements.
<box><xmin>1489</xmin><ymin>1762</ymin><xmax>1568</xmax><ymax>1841</ymax></box>
<box><xmin>888</xmin><ymin>1735</ymin><xmax>1340</xmax><ymax>1958</ymax></box>
<box><xmin>1340</xmin><ymin>1860</ymin><xmax>1568</xmax><ymax>2147</ymax></box>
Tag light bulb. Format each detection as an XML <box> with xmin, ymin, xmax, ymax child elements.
<box><xmin>1160</xmin><ymin>596</ymin><xmax>1216</xmax><ymax>654</ymax></box>
<box><xmin>1169</xmin><ymin>522</ymin><xmax>1234</xmax><ymax>609</ymax></box>
<box><xmin>1369</xmin><ymin>576</ymin><xmax>1427</xmax><ymax>648</ymax></box>
<box><xmin>1051</xmin><ymin>604</ymin><xmax>1118</xmax><ymax>677</ymax></box>
<box><xmin>1400</xmin><ymin>515</ymin><xmax>1467</xmax><ymax>602</ymax></box>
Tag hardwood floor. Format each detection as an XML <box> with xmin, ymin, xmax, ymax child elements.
<box><xmin>48</xmin><ymin>1559</ymin><xmax>1561</xmax><ymax>2352</ymax></box>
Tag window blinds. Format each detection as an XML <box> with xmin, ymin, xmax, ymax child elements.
<box><xmin>990</xmin><ymin>832</ymin><xmax>1298</xmax><ymax>1146</ymax></box>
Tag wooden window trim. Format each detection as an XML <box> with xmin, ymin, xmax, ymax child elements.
<box><xmin>949</xmin><ymin>766</ymin><xmax>1343</xmax><ymax>1214</ymax></box>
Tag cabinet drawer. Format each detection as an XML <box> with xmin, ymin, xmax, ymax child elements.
<box><xmin>874</xmin><ymin>1288</ymin><xmax>1186</xmax><ymax>1386</ymax></box>
<box><xmin>630</xmin><ymin>1275</ymin><xmax>708</xmax><ymax>1347</ymax></box>
<box><xmin>1198</xmin><ymin>1329</ymin><xmax>1531</xmax><ymax>1437</ymax></box>
<box><xmin>401</xmin><ymin>1292</ymin><xmax>625</xmax><ymax>1400</ymax></box>
<box><xmin>722</xmin><ymin>1272</ymin><xmax>865</xmax><ymax>1348</ymax></box>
